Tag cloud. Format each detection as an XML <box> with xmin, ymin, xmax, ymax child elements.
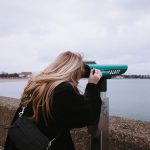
<box><xmin>0</xmin><ymin>0</ymin><xmax>150</xmax><ymax>74</ymax></box>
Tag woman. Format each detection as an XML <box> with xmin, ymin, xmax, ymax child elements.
<box><xmin>4</xmin><ymin>51</ymin><xmax>102</xmax><ymax>150</ymax></box>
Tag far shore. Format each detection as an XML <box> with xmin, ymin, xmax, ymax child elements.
<box><xmin>0</xmin><ymin>78</ymin><xmax>28</xmax><ymax>83</ymax></box>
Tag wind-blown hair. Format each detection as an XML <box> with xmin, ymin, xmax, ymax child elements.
<box><xmin>20</xmin><ymin>51</ymin><xmax>84</xmax><ymax>125</ymax></box>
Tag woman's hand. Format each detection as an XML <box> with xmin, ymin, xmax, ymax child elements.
<box><xmin>88</xmin><ymin>69</ymin><xmax>102</xmax><ymax>85</ymax></box>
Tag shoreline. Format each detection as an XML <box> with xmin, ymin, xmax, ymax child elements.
<box><xmin>0</xmin><ymin>78</ymin><xmax>28</xmax><ymax>83</ymax></box>
<box><xmin>0</xmin><ymin>78</ymin><xmax>150</xmax><ymax>83</ymax></box>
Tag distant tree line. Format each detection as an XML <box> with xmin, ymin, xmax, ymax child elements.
<box><xmin>0</xmin><ymin>73</ymin><xmax>19</xmax><ymax>78</ymax></box>
<box><xmin>122</xmin><ymin>75</ymin><xmax>150</xmax><ymax>79</ymax></box>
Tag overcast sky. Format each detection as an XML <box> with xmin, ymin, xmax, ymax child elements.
<box><xmin>0</xmin><ymin>0</ymin><xmax>150</xmax><ymax>74</ymax></box>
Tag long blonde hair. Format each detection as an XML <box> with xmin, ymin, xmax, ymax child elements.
<box><xmin>20</xmin><ymin>51</ymin><xmax>84</xmax><ymax>125</ymax></box>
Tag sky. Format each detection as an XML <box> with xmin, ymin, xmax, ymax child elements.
<box><xmin>0</xmin><ymin>0</ymin><xmax>150</xmax><ymax>74</ymax></box>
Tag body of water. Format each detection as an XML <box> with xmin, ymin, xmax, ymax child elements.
<box><xmin>0</xmin><ymin>79</ymin><xmax>150</xmax><ymax>122</ymax></box>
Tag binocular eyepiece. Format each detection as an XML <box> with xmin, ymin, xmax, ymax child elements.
<box><xmin>82</xmin><ymin>64</ymin><xmax>128</xmax><ymax>78</ymax></box>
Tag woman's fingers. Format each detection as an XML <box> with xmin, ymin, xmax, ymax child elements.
<box><xmin>93</xmin><ymin>69</ymin><xmax>102</xmax><ymax>78</ymax></box>
<box><xmin>88</xmin><ymin>69</ymin><xmax>102</xmax><ymax>84</ymax></box>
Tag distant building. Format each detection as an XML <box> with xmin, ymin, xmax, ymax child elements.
<box><xmin>19</xmin><ymin>72</ymin><xmax>32</xmax><ymax>78</ymax></box>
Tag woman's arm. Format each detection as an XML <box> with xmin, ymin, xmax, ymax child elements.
<box><xmin>53</xmin><ymin>82</ymin><xmax>102</xmax><ymax>129</ymax></box>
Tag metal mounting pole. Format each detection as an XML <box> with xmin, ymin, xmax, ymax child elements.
<box><xmin>88</xmin><ymin>79</ymin><xmax>109</xmax><ymax>150</ymax></box>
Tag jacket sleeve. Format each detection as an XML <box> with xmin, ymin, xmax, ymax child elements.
<box><xmin>53</xmin><ymin>83</ymin><xmax>102</xmax><ymax>129</ymax></box>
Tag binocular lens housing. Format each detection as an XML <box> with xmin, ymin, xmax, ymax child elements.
<box><xmin>82</xmin><ymin>64</ymin><xmax>128</xmax><ymax>78</ymax></box>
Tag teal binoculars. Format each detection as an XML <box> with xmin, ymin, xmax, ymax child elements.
<box><xmin>83</xmin><ymin>64</ymin><xmax>128</xmax><ymax>78</ymax></box>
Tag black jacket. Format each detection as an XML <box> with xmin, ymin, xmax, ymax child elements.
<box><xmin>4</xmin><ymin>82</ymin><xmax>102</xmax><ymax>150</ymax></box>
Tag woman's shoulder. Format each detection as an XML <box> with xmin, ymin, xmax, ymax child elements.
<box><xmin>54</xmin><ymin>82</ymin><xmax>75</xmax><ymax>94</ymax></box>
